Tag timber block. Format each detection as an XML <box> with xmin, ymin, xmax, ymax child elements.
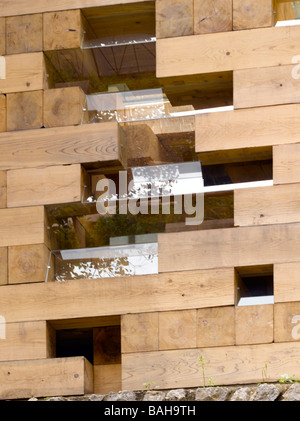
<box><xmin>94</xmin><ymin>364</ymin><xmax>121</xmax><ymax>395</ymax></box>
<box><xmin>93</xmin><ymin>326</ymin><xmax>121</xmax><ymax>365</ymax></box>
<box><xmin>0</xmin><ymin>247</ymin><xmax>7</xmax><ymax>285</ymax></box>
<box><xmin>6</xmin><ymin>14</ymin><xmax>43</xmax><ymax>55</ymax></box>
<box><xmin>156</xmin><ymin>0</ymin><xmax>193</xmax><ymax>38</ymax></box>
<box><xmin>235</xmin><ymin>304</ymin><xmax>273</xmax><ymax>345</ymax></box>
<box><xmin>273</xmin><ymin>144</ymin><xmax>300</xmax><ymax>185</ymax></box>
<box><xmin>0</xmin><ymin>170</ymin><xmax>6</xmax><ymax>208</ymax></box>
<box><xmin>233</xmin><ymin>0</ymin><xmax>273</xmax><ymax>30</ymax></box>
<box><xmin>44</xmin><ymin>87</ymin><xmax>87</xmax><ymax>128</ymax></box>
<box><xmin>274</xmin><ymin>262</ymin><xmax>300</xmax><ymax>303</ymax></box>
<box><xmin>194</xmin><ymin>0</ymin><xmax>232</xmax><ymax>34</ymax></box>
<box><xmin>274</xmin><ymin>302</ymin><xmax>300</xmax><ymax>342</ymax></box>
<box><xmin>7</xmin><ymin>90</ymin><xmax>43</xmax><ymax>131</ymax></box>
<box><xmin>159</xmin><ymin>310</ymin><xmax>197</xmax><ymax>350</ymax></box>
<box><xmin>0</xmin><ymin>18</ymin><xmax>5</xmax><ymax>55</ymax></box>
<box><xmin>196</xmin><ymin>306</ymin><xmax>235</xmax><ymax>347</ymax></box>
<box><xmin>121</xmin><ymin>312</ymin><xmax>158</xmax><ymax>353</ymax></box>
<box><xmin>0</xmin><ymin>94</ymin><xmax>6</xmax><ymax>132</ymax></box>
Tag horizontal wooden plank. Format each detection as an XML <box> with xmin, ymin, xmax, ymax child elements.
<box><xmin>158</xmin><ymin>223</ymin><xmax>300</xmax><ymax>272</ymax></box>
<box><xmin>0</xmin><ymin>0</ymin><xmax>149</xmax><ymax>17</ymax></box>
<box><xmin>234</xmin><ymin>65</ymin><xmax>300</xmax><ymax>109</ymax></box>
<box><xmin>196</xmin><ymin>104</ymin><xmax>300</xmax><ymax>153</ymax></box>
<box><xmin>0</xmin><ymin>123</ymin><xmax>121</xmax><ymax>170</ymax></box>
<box><xmin>0</xmin><ymin>52</ymin><xmax>45</xmax><ymax>94</ymax></box>
<box><xmin>0</xmin><ymin>321</ymin><xmax>54</xmax><ymax>362</ymax></box>
<box><xmin>0</xmin><ymin>357</ymin><xmax>93</xmax><ymax>400</ymax></box>
<box><xmin>122</xmin><ymin>342</ymin><xmax>300</xmax><ymax>390</ymax></box>
<box><xmin>0</xmin><ymin>206</ymin><xmax>47</xmax><ymax>247</ymax></box>
<box><xmin>274</xmin><ymin>302</ymin><xmax>300</xmax><ymax>342</ymax></box>
<box><xmin>0</xmin><ymin>269</ymin><xmax>235</xmax><ymax>323</ymax></box>
<box><xmin>274</xmin><ymin>262</ymin><xmax>300</xmax><ymax>303</ymax></box>
<box><xmin>0</xmin><ymin>170</ymin><xmax>6</xmax><ymax>208</ymax></box>
<box><xmin>234</xmin><ymin>183</ymin><xmax>300</xmax><ymax>227</ymax></box>
<box><xmin>273</xmin><ymin>143</ymin><xmax>300</xmax><ymax>185</ymax></box>
<box><xmin>156</xmin><ymin>25</ymin><xmax>300</xmax><ymax>78</ymax></box>
<box><xmin>7</xmin><ymin>164</ymin><xmax>83</xmax><ymax>208</ymax></box>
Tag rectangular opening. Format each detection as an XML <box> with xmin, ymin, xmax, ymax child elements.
<box><xmin>235</xmin><ymin>265</ymin><xmax>274</xmax><ymax>306</ymax></box>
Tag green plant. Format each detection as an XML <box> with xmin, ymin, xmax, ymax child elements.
<box><xmin>279</xmin><ymin>374</ymin><xmax>300</xmax><ymax>384</ymax></box>
<box><xmin>142</xmin><ymin>382</ymin><xmax>159</xmax><ymax>391</ymax></box>
<box><xmin>261</xmin><ymin>363</ymin><xmax>270</xmax><ymax>383</ymax></box>
<box><xmin>199</xmin><ymin>356</ymin><xmax>214</xmax><ymax>387</ymax></box>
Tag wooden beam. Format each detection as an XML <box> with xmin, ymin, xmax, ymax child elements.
<box><xmin>6</xmin><ymin>14</ymin><xmax>43</xmax><ymax>55</ymax></box>
<box><xmin>0</xmin><ymin>206</ymin><xmax>47</xmax><ymax>247</ymax></box>
<box><xmin>196</xmin><ymin>104</ymin><xmax>300</xmax><ymax>154</ymax></box>
<box><xmin>0</xmin><ymin>357</ymin><xmax>93</xmax><ymax>400</ymax></box>
<box><xmin>274</xmin><ymin>302</ymin><xmax>300</xmax><ymax>342</ymax></box>
<box><xmin>234</xmin><ymin>183</ymin><xmax>300</xmax><ymax>227</ymax></box>
<box><xmin>156</xmin><ymin>25</ymin><xmax>300</xmax><ymax>77</ymax></box>
<box><xmin>0</xmin><ymin>94</ymin><xmax>6</xmax><ymax>132</ymax></box>
<box><xmin>122</xmin><ymin>342</ymin><xmax>300</xmax><ymax>390</ymax></box>
<box><xmin>234</xmin><ymin>65</ymin><xmax>300</xmax><ymax>109</ymax></box>
<box><xmin>7</xmin><ymin>90</ymin><xmax>43</xmax><ymax>131</ymax></box>
<box><xmin>194</xmin><ymin>0</ymin><xmax>232</xmax><ymax>34</ymax></box>
<box><xmin>273</xmin><ymin>143</ymin><xmax>300</xmax><ymax>185</ymax></box>
<box><xmin>274</xmin><ymin>262</ymin><xmax>300</xmax><ymax>303</ymax></box>
<box><xmin>274</xmin><ymin>0</ymin><xmax>295</xmax><ymax>22</ymax></box>
<box><xmin>0</xmin><ymin>321</ymin><xmax>55</xmax><ymax>362</ymax></box>
<box><xmin>0</xmin><ymin>18</ymin><xmax>5</xmax><ymax>55</ymax></box>
<box><xmin>121</xmin><ymin>312</ymin><xmax>158</xmax><ymax>353</ymax></box>
<box><xmin>158</xmin><ymin>223</ymin><xmax>300</xmax><ymax>273</ymax></box>
<box><xmin>7</xmin><ymin>164</ymin><xmax>83</xmax><ymax>208</ymax></box>
<box><xmin>233</xmin><ymin>0</ymin><xmax>274</xmax><ymax>30</ymax></box>
<box><xmin>235</xmin><ymin>305</ymin><xmax>274</xmax><ymax>345</ymax></box>
<box><xmin>0</xmin><ymin>52</ymin><xmax>45</xmax><ymax>94</ymax></box>
<box><xmin>0</xmin><ymin>269</ymin><xmax>235</xmax><ymax>323</ymax></box>
<box><xmin>0</xmin><ymin>247</ymin><xmax>7</xmax><ymax>285</ymax></box>
<box><xmin>0</xmin><ymin>170</ymin><xmax>6</xmax><ymax>208</ymax></box>
<box><xmin>0</xmin><ymin>122</ymin><xmax>121</xmax><ymax>170</ymax></box>
<box><xmin>93</xmin><ymin>326</ymin><xmax>121</xmax><ymax>365</ymax></box>
<box><xmin>94</xmin><ymin>364</ymin><xmax>121</xmax><ymax>394</ymax></box>
<box><xmin>156</xmin><ymin>0</ymin><xmax>193</xmax><ymax>39</ymax></box>
<box><xmin>158</xmin><ymin>310</ymin><xmax>197</xmax><ymax>350</ymax></box>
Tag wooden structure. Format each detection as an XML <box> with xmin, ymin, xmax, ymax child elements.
<box><xmin>0</xmin><ymin>0</ymin><xmax>300</xmax><ymax>399</ymax></box>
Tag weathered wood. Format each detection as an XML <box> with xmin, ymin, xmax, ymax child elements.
<box><xmin>235</xmin><ymin>305</ymin><xmax>273</xmax><ymax>345</ymax></box>
<box><xmin>274</xmin><ymin>302</ymin><xmax>300</xmax><ymax>342</ymax></box>
<box><xmin>0</xmin><ymin>269</ymin><xmax>235</xmax><ymax>323</ymax></box>
<box><xmin>156</xmin><ymin>25</ymin><xmax>300</xmax><ymax>77</ymax></box>
<box><xmin>122</xmin><ymin>342</ymin><xmax>300</xmax><ymax>390</ymax></box>
<box><xmin>50</xmin><ymin>315</ymin><xmax>120</xmax><ymax>330</ymax></box>
<box><xmin>6</xmin><ymin>14</ymin><xmax>43</xmax><ymax>55</ymax></box>
<box><xmin>0</xmin><ymin>357</ymin><xmax>93</xmax><ymax>400</ymax></box>
<box><xmin>274</xmin><ymin>262</ymin><xmax>300</xmax><ymax>303</ymax></box>
<box><xmin>93</xmin><ymin>326</ymin><xmax>121</xmax><ymax>365</ymax></box>
<box><xmin>0</xmin><ymin>123</ymin><xmax>121</xmax><ymax>170</ymax></box>
<box><xmin>196</xmin><ymin>104</ymin><xmax>300</xmax><ymax>154</ymax></box>
<box><xmin>273</xmin><ymin>144</ymin><xmax>300</xmax><ymax>185</ymax></box>
<box><xmin>8</xmin><ymin>244</ymin><xmax>51</xmax><ymax>285</ymax></box>
<box><xmin>158</xmin><ymin>223</ymin><xmax>300</xmax><ymax>273</ymax></box>
<box><xmin>0</xmin><ymin>247</ymin><xmax>7</xmax><ymax>285</ymax></box>
<box><xmin>94</xmin><ymin>364</ymin><xmax>121</xmax><ymax>394</ymax></box>
<box><xmin>44</xmin><ymin>87</ymin><xmax>87</xmax><ymax>128</ymax></box>
<box><xmin>0</xmin><ymin>52</ymin><xmax>45</xmax><ymax>93</ymax></box>
<box><xmin>7</xmin><ymin>90</ymin><xmax>43</xmax><ymax>131</ymax></box>
<box><xmin>234</xmin><ymin>65</ymin><xmax>300</xmax><ymax>109</ymax></box>
<box><xmin>121</xmin><ymin>312</ymin><xmax>158</xmax><ymax>353</ymax></box>
<box><xmin>159</xmin><ymin>310</ymin><xmax>197</xmax><ymax>350</ymax></box>
<box><xmin>0</xmin><ymin>94</ymin><xmax>6</xmax><ymax>132</ymax></box>
<box><xmin>234</xmin><ymin>183</ymin><xmax>300</xmax><ymax>227</ymax></box>
<box><xmin>7</xmin><ymin>164</ymin><xmax>83</xmax><ymax>208</ymax></box>
<box><xmin>0</xmin><ymin>170</ymin><xmax>6</xmax><ymax>208</ymax></box>
<box><xmin>156</xmin><ymin>0</ymin><xmax>193</xmax><ymax>39</ymax></box>
<box><xmin>233</xmin><ymin>0</ymin><xmax>273</xmax><ymax>30</ymax></box>
<box><xmin>194</xmin><ymin>0</ymin><xmax>232</xmax><ymax>34</ymax></box>
<box><xmin>0</xmin><ymin>206</ymin><xmax>46</xmax><ymax>247</ymax></box>
<box><xmin>0</xmin><ymin>321</ymin><xmax>55</xmax><ymax>362</ymax></box>
<box><xmin>0</xmin><ymin>18</ymin><xmax>5</xmax><ymax>55</ymax></box>
<box><xmin>196</xmin><ymin>306</ymin><xmax>235</xmax><ymax>348</ymax></box>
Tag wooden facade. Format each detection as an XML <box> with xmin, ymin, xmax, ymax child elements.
<box><xmin>0</xmin><ymin>0</ymin><xmax>300</xmax><ymax>399</ymax></box>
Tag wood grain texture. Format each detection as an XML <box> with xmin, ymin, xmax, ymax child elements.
<box><xmin>121</xmin><ymin>312</ymin><xmax>158</xmax><ymax>353</ymax></box>
<box><xmin>156</xmin><ymin>25</ymin><xmax>300</xmax><ymax>77</ymax></box>
<box><xmin>0</xmin><ymin>321</ymin><xmax>55</xmax><ymax>362</ymax></box>
<box><xmin>274</xmin><ymin>302</ymin><xmax>300</xmax><ymax>342</ymax></box>
<box><xmin>93</xmin><ymin>326</ymin><xmax>121</xmax><ymax>365</ymax></box>
<box><xmin>6</xmin><ymin>14</ymin><xmax>43</xmax><ymax>55</ymax></box>
<box><xmin>0</xmin><ymin>269</ymin><xmax>235</xmax><ymax>323</ymax></box>
<box><xmin>235</xmin><ymin>305</ymin><xmax>273</xmax><ymax>345</ymax></box>
<box><xmin>122</xmin><ymin>342</ymin><xmax>300</xmax><ymax>390</ymax></box>
<box><xmin>7</xmin><ymin>90</ymin><xmax>43</xmax><ymax>131</ymax></box>
<box><xmin>194</xmin><ymin>0</ymin><xmax>232</xmax><ymax>34</ymax></box>
<box><xmin>0</xmin><ymin>94</ymin><xmax>6</xmax><ymax>132</ymax></box>
<box><xmin>7</xmin><ymin>164</ymin><xmax>83</xmax><ymax>208</ymax></box>
<box><xmin>197</xmin><ymin>306</ymin><xmax>235</xmax><ymax>348</ymax></box>
<box><xmin>274</xmin><ymin>262</ymin><xmax>300</xmax><ymax>303</ymax></box>
<box><xmin>234</xmin><ymin>183</ymin><xmax>300</xmax><ymax>227</ymax></box>
<box><xmin>234</xmin><ymin>65</ymin><xmax>300</xmax><ymax>109</ymax></box>
<box><xmin>94</xmin><ymin>364</ymin><xmax>121</xmax><ymax>394</ymax></box>
<box><xmin>0</xmin><ymin>206</ymin><xmax>46</xmax><ymax>247</ymax></box>
<box><xmin>159</xmin><ymin>310</ymin><xmax>197</xmax><ymax>350</ymax></box>
<box><xmin>0</xmin><ymin>18</ymin><xmax>5</xmax><ymax>55</ymax></box>
<box><xmin>0</xmin><ymin>247</ymin><xmax>7</xmax><ymax>285</ymax></box>
<box><xmin>196</xmin><ymin>104</ymin><xmax>300</xmax><ymax>153</ymax></box>
<box><xmin>233</xmin><ymin>0</ymin><xmax>273</xmax><ymax>30</ymax></box>
<box><xmin>0</xmin><ymin>52</ymin><xmax>45</xmax><ymax>93</ymax></box>
<box><xmin>0</xmin><ymin>170</ymin><xmax>6</xmax><ymax>208</ymax></box>
<box><xmin>0</xmin><ymin>123</ymin><xmax>120</xmax><ymax>170</ymax></box>
<box><xmin>158</xmin><ymin>223</ymin><xmax>300</xmax><ymax>273</ymax></box>
<box><xmin>0</xmin><ymin>357</ymin><xmax>93</xmax><ymax>400</ymax></box>
<box><xmin>273</xmin><ymin>144</ymin><xmax>300</xmax><ymax>185</ymax></box>
<box><xmin>156</xmin><ymin>0</ymin><xmax>193</xmax><ymax>38</ymax></box>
